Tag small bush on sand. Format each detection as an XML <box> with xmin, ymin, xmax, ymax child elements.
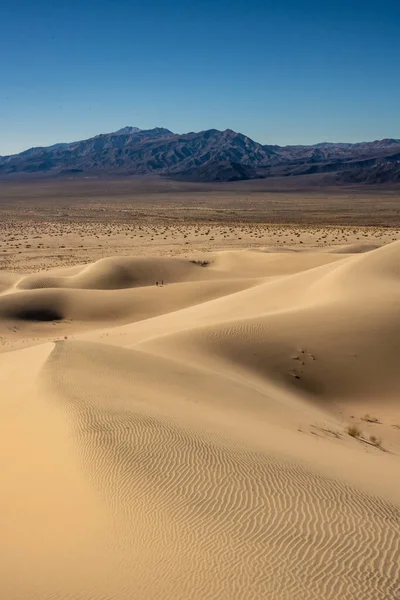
<box><xmin>362</xmin><ymin>413</ymin><xmax>380</xmax><ymax>423</ymax></box>
<box><xmin>347</xmin><ymin>424</ymin><xmax>362</xmax><ymax>438</ymax></box>
<box><xmin>191</xmin><ymin>260</ymin><xmax>211</xmax><ymax>267</ymax></box>
<box><xmin>369</xmin><ymin>435</ymin><xmax>382</xmax><ymax>448</ymax></box>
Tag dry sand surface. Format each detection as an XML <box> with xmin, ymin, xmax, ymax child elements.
<box><xmin>1</xmin><ymin>178</ymin><xmax>400</xmax><ymax>272</ymax></box>
<box><xmin>1</xmin><ymin>243</ymin><xmax>400</xmax><ymax>599</ymax></box>
<box><xmin>1</xmin><ymin>181</ymin><xmax>400</xmax><ymax>599</ymax></box>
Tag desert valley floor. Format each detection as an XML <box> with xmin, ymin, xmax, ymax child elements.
<box><xmin>0</xmin><ymin>180</ymin><xmax>400</xmax><ymax>600</ymax></box>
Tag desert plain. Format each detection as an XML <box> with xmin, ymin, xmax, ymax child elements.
<box><xmin>0</xmin><ymin>178</ymin><xmax>400</xmax><ymax>600</ymax></box>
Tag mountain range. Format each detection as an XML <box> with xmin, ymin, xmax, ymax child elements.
<box><xmin>1</xmin><ymin>127</ymin><xmax>399</xmax><ymax>185</ymax></box>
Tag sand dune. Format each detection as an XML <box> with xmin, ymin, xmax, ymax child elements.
<box><xmin>0</xmin><ymin>278</ymin><xmax>257</xmax><ymax>326</ymax></box>
<box><xmin>1</xmin><ymin>245</ymin><xmax>400</xmax><ymax>599</ymax></box>
<box><xmin>320</xmin><ymin>242</ymin><xmax>381</xmax><ymax>254</ymax></box>
<box><xmin>16</xmin><ymin>256</ymin><xmax>228</xmax><ymax>290</ymax></box>
<box><xmin>14</xmin><ymin>251</ymin><xmax>344</xmax><ymax>291</ymax></box>
<box><xmin>0</xmin><ymin>271</ymin><xmax>19</xmax><ymax>293</ymax></box>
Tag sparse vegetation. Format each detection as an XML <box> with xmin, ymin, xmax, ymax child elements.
<box><xmin>362</xmin><ymin>413</ymin><xmax>380</xmax><ymax>423</ymax></box>
<box><xmin>345</xmin><ymin>425</ymin><xmax>386</xmax><ymax>450</ymax></box>
<box><xmin>369</xmin><ymin>435</ymin><xmax>383</xmax><ymax>448</ymax></box>
<box><xmin>347</xmin><ymin>424</ymin><xmax>362</xmax><ymax>438</ymax></box>
<box><xmin>191</xmin><ymin>260</ymin><xmax>211</xmax><ymax>267</ymax></box>
<box><xmin>311</xmin><ymin>424</ymin><xmax>342</xmax><ymax>439</ymax></box>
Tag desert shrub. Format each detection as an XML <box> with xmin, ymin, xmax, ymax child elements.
<box><xmin>369</xmin><ymin>435</ymin><xmax>382</xmax><ymax>448</ymax></box>
<box><xmin>191</xmin><ymin>260</ymin><xmax>211</xmax><ymax>267</ymax></box>
<box><xmin>347</xmin><ymin>424</ymin><xmax>362</xmax><ymax>438</ymax></box>
<box><xmin>362</xmin><ymin>414</ymin><xmax>379</xmax><ymax>423</ymax></box>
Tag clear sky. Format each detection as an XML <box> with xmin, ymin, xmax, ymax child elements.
<box><xmin>1</xmin><ymin>0</ymin><xmax>399</xmax><ymax>154</ymax></box>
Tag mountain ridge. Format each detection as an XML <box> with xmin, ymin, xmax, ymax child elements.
<box><xmin>1</xmin><ymin>127</ymin><xmax>399</xmax><ymax>184</ymax></box>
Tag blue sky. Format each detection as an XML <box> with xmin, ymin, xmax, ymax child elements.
<box><xmin>1</xmin><ymin>0</ymin><xmax>399</xmax><ymax>154</ymax></box>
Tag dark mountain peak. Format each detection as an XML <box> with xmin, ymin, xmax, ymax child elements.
<box><xmin>373</xmin><ymin>138</ymin><xmax>400</xmax><ymax>146</ymax></box>
<box><xmin>225</xmin><ymin>129</ymin><xmax>251</xmax><ymax>143</ymax></box>
<box><xmin>147</xmin><ymin>127</ymin><xmax>175</xmax><ymax>137</ymax></box>
<box><xmin>195</xmin><ymin>128</ymin><xmax>220</xmax><ymax>138</ymax></box>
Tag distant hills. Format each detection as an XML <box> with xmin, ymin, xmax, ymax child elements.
<box><xmin>1</xmin><ymin>126</ymin><xmax>399</xmax><ymax>184</ymax></box>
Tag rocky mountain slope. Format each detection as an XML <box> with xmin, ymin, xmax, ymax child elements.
<box><xmin>1</xmin><ymin>126</ymin><xmax>399</xmax><ymax>184</ymax></box>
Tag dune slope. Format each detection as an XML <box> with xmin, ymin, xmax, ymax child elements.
<box><xmin>0</xmin><ymin>246</ymin><xmax>400</xmax><ymax>600</ymax></box>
